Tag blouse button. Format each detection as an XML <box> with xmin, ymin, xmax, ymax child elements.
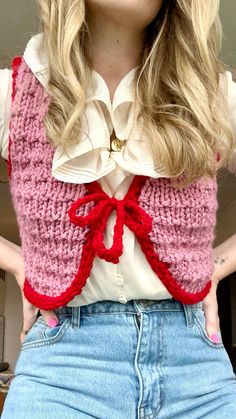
<box><xmin>115</xmin><ymin>193</ymin><xmax>124</xmax><ymax>200</ymax></box>
<box><xmin>115</xmin><ymin>274</ymin><xmax>124</xmax><ymax>286</ymax></box>
<box><xmin>118</xmin><ymin>295</ymin><xmax>127</xmax><ymax>304</ymax></box>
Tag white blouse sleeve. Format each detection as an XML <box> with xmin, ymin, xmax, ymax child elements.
<box><xmin>219</xmin><ymin>71</ymin><xmax>236</xmax><ymax>175</ymax></box>
<box><xmin>0</xmin><ymin>69</ymin><xmax>12</xmax><ymax>160</ymax></box>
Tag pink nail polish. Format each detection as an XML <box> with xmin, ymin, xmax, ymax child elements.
<box><xmin>210</xmin><ymin>333</ymin><xmax>221</xmax><ymax>344</ymax></box>
<box><xmin>48</xmin><ymin>318</ymin><xmax>58</xmax><ymax>328</ymax></box>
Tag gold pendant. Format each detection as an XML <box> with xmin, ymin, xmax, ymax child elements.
<box><xmin>110</xmin><ymin>138</ymin><xmax>127</xmax><ymax>152</ymax></box>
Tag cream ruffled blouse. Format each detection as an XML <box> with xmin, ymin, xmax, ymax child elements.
<box><xmin>0</xmin><ymin>34</ymin><xmax>236</xmax><ymax>307</ymax></box>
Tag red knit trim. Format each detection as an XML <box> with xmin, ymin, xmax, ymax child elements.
<box><xmin>23</xmin><ymin>175</ymin><xmax>211</xmax><ymax>309</ymax></box>
<box><xmin>136</xmin><ymin>234</ymin><xmax>212</xmax><ymax>304</ymax></box>
<box><xmin>23</xmin><ymin>230</ymin><xmax>96</xmax><ymax>310</ymax></box>
<box><xmin>130</xmin><ymin>179</ymin><xmax>212</xmax><ymax>304</ymax></box>
<box><xmin>7</xmin><ymin>56</ymin><xmax>23</xmax><ymax>179</ymax></box>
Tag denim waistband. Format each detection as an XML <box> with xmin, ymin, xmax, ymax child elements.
<box><xmin>55</xmin><ymin>298</ymin><xmax>203</xmax><ymax>319</ymax></box>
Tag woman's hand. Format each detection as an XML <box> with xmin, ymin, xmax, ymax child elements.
<box><xmin>0</xmin><ymin>235</ymin><xmax>59</xmax><ymax>343</ymax></box>
<box><xmin>203</xmin><ymin>233</ymin><xmax>236</xmax><ymax>344</ymax></box>
<box><xmin>203</xmin><ymin>276</ymin><xmax>222</xmax><ymax>344</ymax></box>
<box><xmin>13</xmin><ymin>253</ymin><xmax>59</xmax><ymax>344</ymax></box>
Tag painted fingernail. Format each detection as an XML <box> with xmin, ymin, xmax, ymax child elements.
<box><xmin>48</xmin><ymin>318</ymin><xmax>58</xmax><ymax>328</ymax></box>
<box><xmin>210</xmin><ymin>333</ymin><xmax>221</xmax><ymax>343</ymax></box>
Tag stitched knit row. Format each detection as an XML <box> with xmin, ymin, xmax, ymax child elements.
<box><xmin>137</xmin><ymin>176</ymin><xmax>218</xmax><ymax>295</ymax></box>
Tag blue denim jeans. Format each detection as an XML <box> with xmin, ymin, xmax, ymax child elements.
<box><xmin>2</xmin><ymin>299</ymin><xmax>236</xmax><ymax>419</ymax></box>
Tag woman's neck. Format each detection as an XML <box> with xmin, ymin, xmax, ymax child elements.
<box><xmin>86</xmin><ymin>14</ymin><xmax>146</xmax><ymax>100</ymax></box>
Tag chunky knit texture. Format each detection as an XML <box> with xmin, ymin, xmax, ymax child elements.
<box><xmin>8</xmin><ymin>57</ymin><xmax>218</xmax><ymax>310</ymax></box>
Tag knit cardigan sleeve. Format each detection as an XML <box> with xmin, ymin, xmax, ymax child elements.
<box><xmin>0</xmin><ymin>69</ymin><xmax>12</xmax><ymax>160</ymax></box>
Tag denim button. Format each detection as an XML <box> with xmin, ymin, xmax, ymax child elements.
<box><xmin>138</xmin><ymin>299</ymin><xmax>156</xmax><ymax>308</ymax></box>
<box><xmin>138</xmin><ymin>299</ymin><xmax>148</xmax><ymax>307</ymax></box>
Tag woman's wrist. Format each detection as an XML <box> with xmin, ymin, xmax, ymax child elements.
<box><xmin>212</xmin><ymin>233</ymin><xmax>236</xmax><ymax>283</ymax></box>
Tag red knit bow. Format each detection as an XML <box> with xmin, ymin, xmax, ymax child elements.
<box><xmin>68</xmin><ymin>178</ymin><xmax>152</xmax><ymax>263</ymax></box>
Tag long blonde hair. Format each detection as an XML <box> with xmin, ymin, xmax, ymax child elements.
<box><xmin>37</xmin><ymin>0</ymin><xmax>234</xmax><ymax>188</ymax></box>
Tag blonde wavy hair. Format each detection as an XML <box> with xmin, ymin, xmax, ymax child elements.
<box><xmin>37</xmin><ymin>0</ymin><xmax>234</xmax><ymax>188</ymax></box>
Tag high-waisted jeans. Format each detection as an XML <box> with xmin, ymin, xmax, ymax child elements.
<box><xmin>2</xmin><ymin>299</ymin><xmax>236</xmax><ymax>419</ymax></box>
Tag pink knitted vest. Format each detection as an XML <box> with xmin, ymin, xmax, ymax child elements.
<box><xmin>8</xmin><ymin>57</ymin><xmax>218</xmax><ymax>310</ymax></box>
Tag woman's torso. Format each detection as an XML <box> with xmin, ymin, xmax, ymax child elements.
<box><xmin>1</xmin><ymin>34</ymin><xmax>236</xmax><ymax>308</ymax></box>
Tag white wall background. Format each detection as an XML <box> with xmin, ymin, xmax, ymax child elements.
<box><xmin>0</xmin><ymin>0</ymin><xmax>38</xmax><ymax>66</ymax></box>
<box><xmin>0</xmin><ymin>279</ymin><xmax>5</xmax><ymax>317</ymax></box>
<box><xmin>220</xmin><ymin>0</ymin><xmax>236</xmax><ymax>66</ymax></box>
<box><xmin>3</xmin><ymin>274</ymin><xmax>22</xmax><ymax>369</ymax></box>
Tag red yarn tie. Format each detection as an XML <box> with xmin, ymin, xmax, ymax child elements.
<box><xmin>68</xmin><ymin>181</ymin><xmax>152</xmax><ymax>264</ymax></box>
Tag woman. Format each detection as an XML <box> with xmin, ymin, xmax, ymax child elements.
<box><xmin>0</xmin><ymin>1</ymin><xmax>236</xmax><ymax>417</ymax></box>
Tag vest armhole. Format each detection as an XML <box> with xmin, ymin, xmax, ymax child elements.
<box><xmin>7</xmin><ymin>56</ymin><xmax>23</xmax><ymax>179</ymax></box>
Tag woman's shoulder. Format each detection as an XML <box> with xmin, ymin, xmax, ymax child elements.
<box><xmin>219</xmin><ymin>70</ymin><xmax>236</xmax><ymax>99</ymax></box>
<box><xmin>219</xmin><ymin>70</ymin><xmax>236</xmax><ymax>176</ymax></box>
<box><xmin>23</xmin><ymin>33</ymin><xmax>49</xmax><ymax>88</ymax></box>
<box><xmin>0</xmin><ymin>68</ymin><xmax>12</xmax><ymax>82</ymax></box>
<box><xmin>219</xmin><ymin>70</ymin><xmax>236</xmax><ymax>115</ymax></box>
<box><xmin>0</xmin><ymin>68</ymin><xmax>12</xmax><ymax>160</ymax></box>
<box><xmin>219</xmin><ymin>70</ymin><xmax>236</xmax><ymax>138</ymax></box>
<box><xmin>0</xmin><ymin>33</ymin><xmax>47</xmax><ymax>161</ymax></box>
<box><xmin>23</xmin><ymin>33</ymin><xmax>48</xmax><ymax>72</ymax></box>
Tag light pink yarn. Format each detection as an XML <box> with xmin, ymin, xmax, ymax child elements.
<box><xmin>138</xmin><ymin>176</ymin><xmax>218</xmax><ymax>294</ymax></box>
